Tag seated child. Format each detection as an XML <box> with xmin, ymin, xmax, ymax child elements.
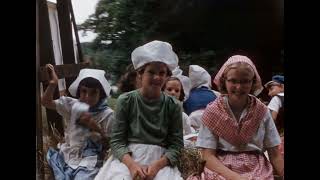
<box><xmin>94</xmin><ymin>40</ymin><xmax>184</xmax><ymax>180</ymax></box>
<box><xmin>41</xmin><ymin>65</ymin><xmax>114</xmax><ymax>180</ymax></box>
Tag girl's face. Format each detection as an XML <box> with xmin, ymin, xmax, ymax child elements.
<box><xmin>140</xmin><ymin>62</ymin><xmax>168</xmax><ymax>93</ymax></box>
<box><xmin>268</xmin><ymin>84</ymin><xmax>284</xmax><ymax>97</ymax></box>
<box><xmin>164</xmin><ymin>80</ymin><xmax>182</xmax><ymax>100</ymax></box>
<box><xmin>78</xmin><ymin>86</ymin><xmax>100</xmax><ymax>107</ymax></box>
<box><xmin>225</xmin><ymin>65</ymin><xmax>254</xmax><ymax>98</ymax></box>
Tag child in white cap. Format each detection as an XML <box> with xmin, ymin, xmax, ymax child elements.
<box><xmin>41</xmin><ymin>64</ymin><xmax>114</xmax><ymax>180</ymax></box>
<box><xmin>184</xmin><ymin>65</ymin><xmax>219</xmax><ymax>131</ymax></box>
<box><xmin>162</xmin><ymin>75</ymin><xmax>194</xmax><ymax>136</ymax></box>
<box><xmin>166</xmin><ymin>67</ymin><xmax>198</xmax><ymax>147</ymax></box>
<box><xmin>264</xmin><ymin>75</ymin><xmax>284</xmax><ymax>130</ymax></box>
<box><xmin>265</xmin><ymin>75</ymin><xmax>285</xmax><ymax>158</ymax></box>
<box><xmin>94</xmin><ymin>40</ymin><xmax>183</xmax><ymax>180</ymax></box>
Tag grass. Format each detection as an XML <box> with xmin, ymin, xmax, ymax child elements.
<box><xmin>178</xmin><ymin>148</ymin><xmax>206</xmax><ymax>179</ymax></box>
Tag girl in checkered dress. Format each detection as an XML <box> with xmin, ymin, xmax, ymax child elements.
<box><xmin>187</xmin><ymin>55</ymin><xmax>284</xmax><ymax>180</ymax></box>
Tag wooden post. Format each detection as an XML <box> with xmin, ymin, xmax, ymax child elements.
<box><xmin>36</xmin><ymin>0</ymin><xmax>44</xmax><ymax>179</ymax></box>
<box><xmin>39</xmin><ymin>0</ymin><xmax>64</xmax><ymax>137</ymax></box>
<box><xmin>56</xmin><ymin>0</ymin><xmax>77</xmax><ymax>90</ymax></box>
<box><xmin>68</xmin><ymin>0</ymin><xmax>84</xmax><ymax>63</ymax></box>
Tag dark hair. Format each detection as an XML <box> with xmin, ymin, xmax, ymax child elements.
<box><xmin>137</xmin><ymin>62</ymin><xmax>172</xmax><ymax>77</ymax></box>
<box><xmin>76</xmin><ymin>77</ymin><xmax>106</xmax><ymax>99</ymax></box>
<box><xmin>162</xmin><ymin>77</ymin><xmax>185</xmax><ymax>101</ymax></box>
<box><xmin>118</xmin><ymin>64</ymin><xmax>139</xmax><ymax>93</ymax></box>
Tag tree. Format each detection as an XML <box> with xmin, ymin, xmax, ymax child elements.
<box><xmin>79</xmin><ymin>0</ymin><xmax>283</xmax><ymax>85</ymax></box>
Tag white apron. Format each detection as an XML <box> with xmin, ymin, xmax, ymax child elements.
<box><xmin>94</xmin><ymin>143</ymin><xmax>183</xmax><ymax>180</ymax></box>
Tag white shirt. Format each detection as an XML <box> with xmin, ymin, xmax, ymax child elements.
<box><xmin>268</xmin><ymin>92</ymin><xmax>284</xmax><ymax>113</ymax></box>
<box><xmin>54</xmin><ymin>96</ymin><xmax>114</xmax><ymax>169</ymax></box>
<box><xmin>187</xmin><ymin>109</ymin><xmax>205</xmax><ymax>131</ymax></box>
<box><xmin>196</xmin><ymin>98</ymin><xmax>281</xmax><ymax>152</ymax></box>
<box><xmin>182</xmin><ymin>112</ymin><xmax>194</xmax><ymax>135</ymax></box>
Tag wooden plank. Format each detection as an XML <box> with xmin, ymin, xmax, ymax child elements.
<box><xmin>39</xmin><ymin>0</ymin><xmax>55</xmax><ymax>67</ymax></box>
<box><xmin>39</xmin><ymin>63</ymin><xmax>89</xmax><ymax>82</ymax></box>
<box><xmin>56</xmin><ymin>0</ymin><xmax>75</xmax><ymax>65</ymax></box>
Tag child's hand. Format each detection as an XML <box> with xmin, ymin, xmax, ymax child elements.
<box><xmin>127</xmin><ymin>161</ymin><xmax>146</xmax><ymax>180</ymax></box>
<box><xmin>78</xmin><ymin>112</ymin><xmax>95</xmax><ymax>128</ymax></box>
<box><xmin>45</xmin><ymin>64</ymin><xmax>58</xmax><ymax>85</ymax></box>
<box><xmin>78</xmin><ymin>112</ymin><xmax>107</xmax><ymax>138</ymax></box>
<box><xmin>145</xmin><ymin>162</ymin><xmax>161</xmax><ymax>180</ymax></box>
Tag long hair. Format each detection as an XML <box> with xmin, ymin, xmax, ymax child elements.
<box><xmin>118</xmin><ymin>64</ymin><xmax>139</xmax><ymax>93</ymax></box>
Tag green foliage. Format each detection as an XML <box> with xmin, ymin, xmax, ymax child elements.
<box><xmin>79</xmin><ymin>0</ymin><xmax>167</xmax><ymax>83</ymax></box>
<box><xmin>78</xmin><ymin>0</ymin><xmax>283</xmax><ymax>84</ymax></box>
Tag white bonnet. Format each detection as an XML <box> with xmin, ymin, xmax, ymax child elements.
<box><xmin>172</xmin><ymin>66</ymin><xmax>191</xmax><ymax>101</ymax></box>
<box><xmin>189</xmin><ymin>65</ymin><xmax>212</xmax><ymax>89</ymax></box>
<box><xmin>131</xmin><ymin>40</ymin><xmax>178</xmax><ymax>71</ymax></box>
<box><xmin>68</xmin><ymin>69</ymin><xmax>111</xmax><ymax>97</ymax></box>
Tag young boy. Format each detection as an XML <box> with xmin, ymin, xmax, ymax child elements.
<box><xmin>264</xmin><ymin>75</ymin><xmax>284</xmax><ymax>131</ymax></box>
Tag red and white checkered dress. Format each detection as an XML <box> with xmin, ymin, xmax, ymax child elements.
<box><xmin>187</xmin><ymin>95</ymin><xmax>274</xmax><ymax>180</ymax></box>
<box><xmin>202</xmin><ymin>95</ymin><xmax>267</xmax><ymax>147</ymax></box>
<box><xmin>187</xmin><ymin>152</ymin><xmax>273</xmax><ymax>180</ymax></box>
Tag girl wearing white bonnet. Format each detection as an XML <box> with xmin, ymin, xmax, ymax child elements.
<box><xmin>163</xmin><ymin>67</ymin><xmax>195</xmax><ymax>143</ymax></box>
<box><xmin>187</xmin><ymin>55</ymin><xmax>284</xmax><ymax>180</ymax></box>
<box><xmin>41</xmin><ymin>65</ymin><xmax>114</xmax><ymax>180</ymax></box>
<box><xmin>182</xmin><ymin>65</ymin><xmax>219</xmax><ymax>134</ymax></box>
<box><xmin>95</xmin><ymin>40</ymin><xmax>184</xmax><ymax>180</ymax></box>
<box><xmin>183</xmin><ymin>65</ymin><xmax>218</xmax><ymax>116</ymax></box>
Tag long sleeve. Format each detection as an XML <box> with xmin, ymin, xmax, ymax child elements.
<box><xmin>110</xmin><ymin>95</ymin><xmax>131</xmax><ymax>161</ymax></box>
<box><xmin>164</xmin><ymin>102</ymin><xmax>184</xmax><ymax>166</ymax></box>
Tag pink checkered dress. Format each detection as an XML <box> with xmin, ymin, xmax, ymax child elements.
<box><xmin>187</xmin><ymin>96</ymin><xmax>274</xmax><ymax>180</ymax></box>
<box><xmin>202</xmin><ymin>95</ymin><xmax>267</xmax><ymax>146</ymax></box>
<box><xmin>187</xmin><ymin>151</ymin><xmax>274</xmax><ymax>180</ymax></box>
